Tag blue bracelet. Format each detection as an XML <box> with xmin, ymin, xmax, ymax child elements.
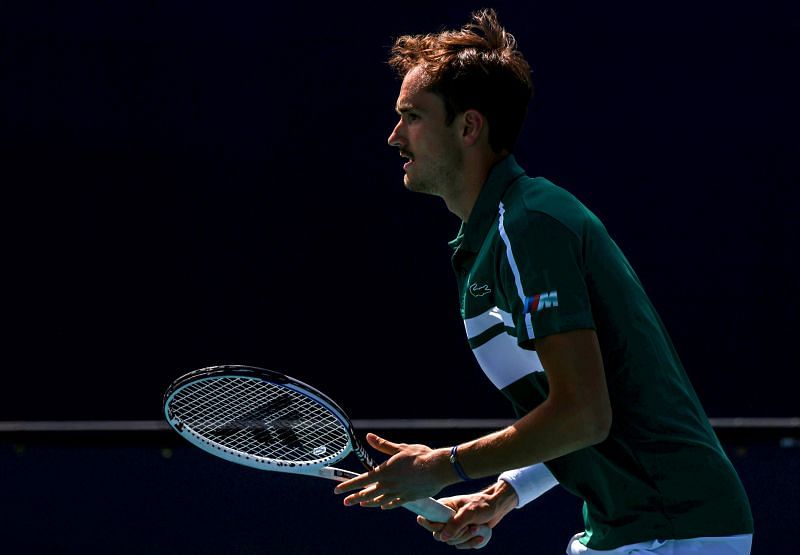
<box><xmin>449</xmin><ymin>445</ymin><xmax>471</xmax><ymax>481</ymax></box>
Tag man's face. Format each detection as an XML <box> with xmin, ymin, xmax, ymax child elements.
<box><xmin>387</xmin><ymin>66</ymin><xmax>463</xmax><ymax>196</ymax></box>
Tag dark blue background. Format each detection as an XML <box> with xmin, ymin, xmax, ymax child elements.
<box><xmin>1</xmin><ymin>432</ymin><xmax>797</xmax><ymax>553</ymax></box>
<box><xmin>2</xmin><ymin>0</ymin><xmax>798</xmax><ymax>420</ymax></box>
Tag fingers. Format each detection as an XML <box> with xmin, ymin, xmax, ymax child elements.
<box><xmin>341</xmin><ymin>482</ymin><xmax>379</xmax><ymax>506</ymax></box>
<box><xmin>354</xmin><ymin>489</ymin><xmax>495</xmax><ymax>549</ymax></box>
<box><xmin>440</xmin><ymin>506</ymin><xmax>485</xmax><ymax>542</ymax></box>
<box><xmin>345</xmin><ymin>491</ymin><xmax>406</xmax><ymax>510</ymax></box>
<box><xmin>338</xmin><ymin>480</ymin><xmax>404</xmax><ymax>509</ymax></box>
<box><xmin>334</xmin><ymin>433</ymin><xmax>404</xmax><ymax>495</ymax></box>
<box><xmin>379</xmin><ymin>497</ymin><xmax>404</xmax><ymax>510</ymax></box>
<box><xmin>365</xmin><ymin>433</ymin><xmax>403</xmax><ymax>455</ymax></box>
<box><xmin>455</xmin><ymin>530</ymin><xmax>492</xmax><ymax>550</ymax></box>
<box><xmin>435</xmin><ymin>524</ymin><xmax>491</xmax><ymax>548</ymax></box>
<box><xmin>333</xmin><ymin>471</ymin><xmax>373</xmax><ymax>494</ymax></box>
<box><xmin>416</xmin><ymin>515</ymin><xmax>446</xmax><ymax>533</ymax></box>
<box><xmin>418</xmin><ymin>505</ymin><xmax>494</xmax><ymax>550</ymax></box>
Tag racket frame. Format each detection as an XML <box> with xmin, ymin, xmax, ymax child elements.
<box><xmin>164</xmin><ymin>365</ymin><xmax>370</xmax><ymax>477</ymax></box>
<box><xmin>163</xmin><ymin>365</ymin><xmax>493</xmax><ymax>545</ymax></box>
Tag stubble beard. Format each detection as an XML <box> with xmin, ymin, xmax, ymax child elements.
<box><xmin>404</xmin><ymin>150</ymin><xmax>463</xmax><ymax>199</ymax></box>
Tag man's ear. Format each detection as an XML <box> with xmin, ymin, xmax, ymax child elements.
<box><xmin>461</xmin><ymin>109</ymin><xmax>486</xmax><ymax>147</ymax></box>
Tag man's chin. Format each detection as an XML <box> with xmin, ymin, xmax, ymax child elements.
<box><xmin>403</xmin><ymin>174</ymin><xmax>428</xmax><ymax>193</ymax></box>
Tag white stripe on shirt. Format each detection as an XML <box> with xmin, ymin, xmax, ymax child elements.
<box><xmin>498</xmin><ymin>202</ymin><xmax>535</xmax><ymax>340</ymax></box>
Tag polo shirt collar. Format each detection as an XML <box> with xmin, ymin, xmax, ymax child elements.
<box><xmin>449</xmin><ymin>154</ymin><xmax>526</xmax><ymax>253</ymax></box>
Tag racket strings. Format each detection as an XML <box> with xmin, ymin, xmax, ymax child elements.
<box><xmin>169</xmin><ymin>377</ymin><xmax>350</xmax><ymax>464</ymax></box>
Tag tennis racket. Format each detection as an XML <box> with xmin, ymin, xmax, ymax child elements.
<box><xmin>163</xmin><ymin>364</ymin><xmax>491</xmax><ymax>546</ymax></box>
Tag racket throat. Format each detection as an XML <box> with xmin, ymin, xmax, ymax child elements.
<box><xmin>351</xmin><ymin>439</ymin><xmax>378</xmax><ymax>470</ymax></box>
<box><xmin>320</xmin><ymin>467</ymin><xmax>360</xmax><ymax>482</ymax></box>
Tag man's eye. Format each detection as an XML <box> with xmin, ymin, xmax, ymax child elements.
<box><xmin>405</xmin><ymin>113</ymin><xmax>419</xmax><ymax>122</ymax></box>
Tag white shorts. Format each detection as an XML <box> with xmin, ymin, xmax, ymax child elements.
<box><xmin>566</xmin><ymin>532</ymin><xmax>753</xmax><ymax>555</ymax></box>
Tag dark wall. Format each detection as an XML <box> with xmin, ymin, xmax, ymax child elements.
<box><xmin>3</xmin><ymin>0</ymin><xmax>798</xmax><ymax>420</ymax></box>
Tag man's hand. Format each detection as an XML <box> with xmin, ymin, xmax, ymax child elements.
<box><xmin>416</xmin><ymin>480</ymin><xmax>519</xmax><ymax>550</ymax></box>
<box><xmin>333</xmin><ymin>433</ymin><xmax>456</xmax><ymax>509</ymax></box>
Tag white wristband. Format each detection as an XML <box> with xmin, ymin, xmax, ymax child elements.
<box><xmin>498</xmin><ymin>463</ymin><xmax>558</xmax><ymax>508</ymax></box>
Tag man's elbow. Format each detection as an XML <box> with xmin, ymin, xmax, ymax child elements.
<box><xmin>585</xmin><ymin>403</ymin><xmax>612</xmax><ymax>445</ymax></box>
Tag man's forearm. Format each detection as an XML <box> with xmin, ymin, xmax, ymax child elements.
<box><xmin>445</xmin><ymin>393</ymin><xmax>609</xmax><ymax>481</ymax></box>
<box><xmin>441</xmin><ymin>330</ymin><xmax>611</xmax><ymax>482</ymax></box>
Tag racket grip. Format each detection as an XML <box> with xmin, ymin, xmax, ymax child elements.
<box><xmin>326</xmin><ymin>470</ymin><xmax>492</xmax><ymax>548</ymax></box>
<box><xmin>403</xmin><ymin>497</ymin><xmax>493</xmax><ymax>549</ymax></box>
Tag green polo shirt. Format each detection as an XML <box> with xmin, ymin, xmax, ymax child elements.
<box><xmin>449</xmin><ymin>155</ymin><xmax>753</xmax><ymax>549</ymax></box>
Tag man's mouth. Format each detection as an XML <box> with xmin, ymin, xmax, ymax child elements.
<box><xmin>401</xmin><ymin>151</ymin><xmax>414</xmax><ymax>170</ymax></box>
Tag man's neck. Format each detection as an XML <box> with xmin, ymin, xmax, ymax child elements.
<box><xmin>445</xmin><ymin>151</ymin><xmax>509</xmax><ymax>222</ymax></box>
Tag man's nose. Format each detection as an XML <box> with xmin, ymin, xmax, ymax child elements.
<box><xmin>387</xmin><ymin>121</ymin><xmax>404</xmax><ymax>148</ymax></box>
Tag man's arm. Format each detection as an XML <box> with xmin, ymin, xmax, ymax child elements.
<box><xmin>452</xmin><ymin>328</ymin><xmax>611</xmax><ymax>479</ymax></box>
<box><xmin>334</xmin><ymin>328</ymin><xmax>610</xmax><ymax>507</ymax></box>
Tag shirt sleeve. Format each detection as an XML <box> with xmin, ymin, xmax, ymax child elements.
<box><xmin>498</xmin><ymin>463</ymin><xmax>559</xmax><ymax>508</ymax></box>
<box><xmin>498</xmin><ymin>209</ymin><xmax>595</xmax><ymax>345</ymax></box>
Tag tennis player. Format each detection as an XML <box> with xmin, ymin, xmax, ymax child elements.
<box><xmin>335</xmin><ymin>9</ymin><xmax>754</xmax><ymax>554</ymax></box>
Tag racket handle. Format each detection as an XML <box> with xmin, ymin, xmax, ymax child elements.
<box><xmin>403</xmin><ymin>496</ymin><xmax>453</xmax><ymax>522</ymax></box>
<box><xmin>326</xmin><ymin>469</ymin><xmax>492</xmax><ymax>548</ymax></box>
<box><xmin>403</xmin><ymin>497</ymin><xmax>493</xmax><ymax>550</ymax></box>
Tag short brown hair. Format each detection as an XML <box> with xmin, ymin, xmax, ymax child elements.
<box><xmin>389</xmin><ymin>9</ymin><xmax>533</xmax><ymax>153</ymax></box>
